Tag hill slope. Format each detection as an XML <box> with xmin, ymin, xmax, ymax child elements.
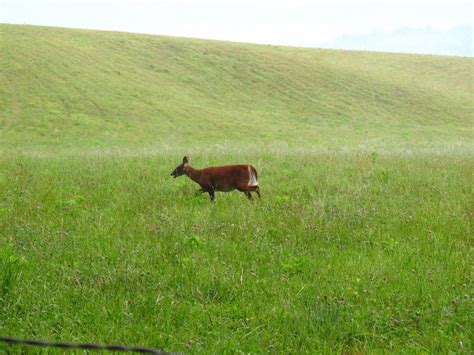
<box><xmin>0</xmin><ymin>24</ymin><xmax>472</xmax><ymax>152</ymax></box>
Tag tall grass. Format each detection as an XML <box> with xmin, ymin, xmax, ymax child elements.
<box><xmin>0</xmin><ymin>151</ymin><xmax>472</xmax><ymax>352</ymax></box>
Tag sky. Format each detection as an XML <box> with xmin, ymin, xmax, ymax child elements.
<box><xmin>1</xmin><ymin>0</ymin><xmax>472</xmax><ymax>56</ymax></box>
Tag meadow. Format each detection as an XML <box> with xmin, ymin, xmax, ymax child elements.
<box><xmin>0</xmin><ymin>24</ymin><xmax>473</xmax><ymax>353</ymax></box>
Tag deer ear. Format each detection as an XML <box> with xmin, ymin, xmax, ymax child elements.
<box><xmin>183</xmin><ymin>156</ymin><xmax>189</xmax><ymax>164</ymax></box>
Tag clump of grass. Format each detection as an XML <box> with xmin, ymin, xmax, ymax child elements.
<box><xmin>0</xmin><ymin>246</ymin><xmax>23</xmax><ymax>302</ymax></box>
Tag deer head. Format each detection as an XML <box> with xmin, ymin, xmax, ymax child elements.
<box><xmin>170</xmin><ymin>156</ymin><xmax>189</xmax><ymax>178</ymax></box>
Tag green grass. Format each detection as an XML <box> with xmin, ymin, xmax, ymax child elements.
<box><xmin>1</xmin><ymin>24</ymin><xmax>472</xmax><ymax>153</ymax></box>
<box><xmin>0</xmin><ymin>24</ymin><xmax>473</xmax><ymax>353</ymax></box>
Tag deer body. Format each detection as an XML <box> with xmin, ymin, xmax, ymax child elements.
<box><xmin>171</xmin><ymin>156</ymin><xmax>260</xmax><ymax>201</ymax></box>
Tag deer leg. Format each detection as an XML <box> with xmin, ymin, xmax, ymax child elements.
<box><xmin>205</xmin><ymin>187</ymin><xmax>215</xmax><ymax>202</ymax></box>
<box><xmin>195</xmin><ymin>187</ymin><xmax>206</xmax><ymax>195</ymax></box>
<box><xmin>244</xmin><ymin>191</ymin><xmax>253</xmax><ymax>200</ymax></box>
<box><xmin>246</xmin><ymin>185</ymin><xmax>261</xmax><ymax>198</ymax></box>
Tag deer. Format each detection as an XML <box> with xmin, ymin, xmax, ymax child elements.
<box><xmin>170</xmin><ymin>156</ymin><xmax>261</xmax><ymax>202</ymax></box>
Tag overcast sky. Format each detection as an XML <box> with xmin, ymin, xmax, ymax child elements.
<box><xmin>1</xmin><ymin>0</ymin><xmax>472</xmax><ymax>56</ymax></box>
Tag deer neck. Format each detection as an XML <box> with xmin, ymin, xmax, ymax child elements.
<box><xmin>184</xmin><ymin>165</ymin><xmax>201</xmax><ymax>183</ymax></box>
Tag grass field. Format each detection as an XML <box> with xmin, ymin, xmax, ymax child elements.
<box><xmin>0</xmin><ymin>24</ymin><xmax>473</xmax><ymax>353</ymax></box>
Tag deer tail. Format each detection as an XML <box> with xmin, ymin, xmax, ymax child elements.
<box><xmin>248</xmin><ymin>166</ymin><xmax>259</xmax><ymax>186</ymax></box>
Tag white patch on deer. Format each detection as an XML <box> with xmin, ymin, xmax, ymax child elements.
<box><xmin>248</xmin><ymin>166</ymin><xmax>258</xmax><ymax>186</ymax></box>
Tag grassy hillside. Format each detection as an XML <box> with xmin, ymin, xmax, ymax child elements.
<box><xmin>1</xmin><ymin>24</ymin><xmax>472</xmax><ymax>153</ymax></box>
<box><xmin>0</xmin><ymin>24</ymin><xmax>473</xmax><ymax>353</ymax></box>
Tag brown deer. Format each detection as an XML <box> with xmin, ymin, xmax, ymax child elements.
<box><xmin>171</xmin><ymin>156</ymin><xmax>261</xmax><ymax>201</ymax></box>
